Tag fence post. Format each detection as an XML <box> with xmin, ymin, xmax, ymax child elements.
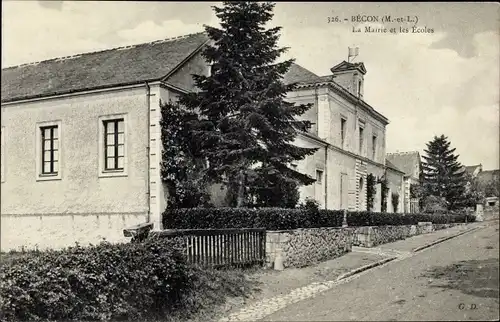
<box><xmin>342</xmin><ymin>209</ymin><xmax>348</xmax><ymax>227</ymax></box>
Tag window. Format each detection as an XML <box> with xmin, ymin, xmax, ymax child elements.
<box><xmin>36</xmin><ymin>120</ymin><xmax>62</xmax><ymax>181</ymax></box>
<box><xmin>316</xmin><ymin>170</ymin><xmax>323</xmax><ymax>185</ymax></box>
<box><xmin>359</xmin><ymin>124</ymin><xmax>364</xmax><ymax>154</ymax></box>
<box><xmin>358</xmin><ymin>80</ymin><xmax>362</xmax><ymax>96</ymax></box>
<box><xmin>98</xmin><ymin>114</ymin><xmax>127</xmax><ymax>177</ymax></box>
<box><xmin>41</xmin><ymin>126</ymin><xmax>59</xmax><ymax>175</ymax></box>
<box><xmin>103</xmin><ymin>119</ymin><xmax>125</xmax><ymax>171</ymax></box>
<box><xmin>340</xmin><ymin>118</ymin><xmax>347</xmax><ymax>147</ymax></box>
<box><xmin>372</xmin><ymin>135</ymin><xmax>377</xmax><ymax>160</ymax></box>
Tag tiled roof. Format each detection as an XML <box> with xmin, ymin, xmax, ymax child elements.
<box><xmin>386</xmin><ymin>151</ymin><xmax>420</xmax><ymax>177</ymax></box>
<box><xmin>283</xmin><ymin>63</ymin><xmax>322</xmax><ymax>84</ymax></box>
<box><xmin>1</xmin><ymin>32</ymin><xmax>209</xmax><ymax>103</ymax></box>
<box><xmin>385</xmin><ymin>159</ymin><xmax>404</xmax><ymax>173</ymax></box>
<box><xmin>464</xmin><ymin>164</ymin><xmax>482</xmax><ymax>176</ymax></box>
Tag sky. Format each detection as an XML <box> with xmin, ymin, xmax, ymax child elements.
<box><xmin>2</xmin><ymin>1</ymin><xmax>499</xmax><ymax>170</ymax></box>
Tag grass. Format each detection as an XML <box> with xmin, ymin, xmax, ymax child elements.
<box><xmin>142</xmin><ymin>265</ymin><xmax>263</xmax><ymax>322</ymax></box>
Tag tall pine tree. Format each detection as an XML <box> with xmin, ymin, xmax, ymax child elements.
<box><xmin>180</xmin><ymin>2</ymin><xmax>318</xmax><ymax>207</ymax></box>
<box><xmin>422</xmin><ymin>135</ymin><xmax>467</xmax><ymax>210</ymax></box>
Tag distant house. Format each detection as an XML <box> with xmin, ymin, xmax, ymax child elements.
<box><xmin>1</xmin><ymin>32</ymin><xmax>405</xmax><ymax>251</ymax></box>
<box><xmin>464</xmin><ymin>164</ymin><xmax>483</xmax><ymax>178</ymax></box>
<box><xmin>461</xmin><ymin>165</ymin><xmax>499</xmax><ymax>210</ymax></box>
<box><xmin>478</xmin><ymin>169</ymin><xmax>500</xmax><ymax>210</ymax></box>
<box><xmin>386</xmin><ymin>151</ymin><xmax>421</xmax><ymax>213</ymax></box>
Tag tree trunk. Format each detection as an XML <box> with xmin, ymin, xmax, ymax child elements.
<box><xmin>236</xmin><ymin>170</ymin><xmax>246</xmax><ymax>208</ymax></box>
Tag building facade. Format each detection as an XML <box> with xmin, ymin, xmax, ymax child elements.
<box><xmin>281</xmin><ymin>61</ymin><xmax>405</xmax><ymax>212</ymax></box>
<box><xmin>1</xmin><ymin>32</ymin><xmax>405</xmax><ymax>251</ymax></box>
<box><xmin>386</xmin><ymin>151</ymin><xmax>422</xmax><ymax>213</ymax></box>
<box><xmin>1</xmin><ymin>33</ymin><xmax>210</xmax><ymax>251</ymax></box>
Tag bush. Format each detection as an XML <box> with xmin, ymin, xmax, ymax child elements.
<box><xmin>163</xmin><ymin>207</ymin><xmax>474</xmax><ymax>230</ymax></box>
<box><xmin>163</xmin><ymin>207</ymin><xmax>344</xmax><ymax>230</ymax></box>
<box><xmin>297</xmin><ymin>197</ymin><xmax>321</xmax><ymax>212</ymax></box>
<box><xmin>423</xmin><ymin>195</ymin><xmax>448</xmax><ymax>213</ymax></box>
<box><xmin>346</xmin><ymin>211</ymin><xmax>475</xmax><ymax>226</ymax></box>
<box><xmin>0</xmin><ymin>238</ymin><xmax>190</xmax><ymax>321</ymax></box>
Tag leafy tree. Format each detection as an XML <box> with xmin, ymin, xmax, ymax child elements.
<box><xmin>422</xmin><ymin>135</ymin><xmax>467</xmax><ymax>210</ymax></box>
<box><xmin>481</xmin><ymin>177</ymin><xmax>500</xmax><ymax>198</ymax></box>
<box><xmin>423</xmin><ymin>195</ymin><xmax>448</xmax><ymax>213</ymax></box>
<box><xmin>391</xmin><ymin>192</ymin><xmax>399</xmax><ymax>213</ymax></box>
<box><xmin>159</xmin><ymin>101</ymin><xmax>211</xmax><ymax>208</ymax></box>
<box><xmin>298</xmin><ymin>197</ymin><xmax>321</xmax><ymax>212</ymax></box>
<box><xmin>179</xmin><ymin>1</ymin><xmax>318</xmax><ymax>207</ymax></box>
<box><xmin>366</xmin><ymin>173</ymin><xmax>376</xmax><ymax>211</ymax></box>
<box><xmin>461</xmin><ymin>172</ymin><xmax>485</xmax><ymax>208</ymax></box>
<box><xmin>380</xmin><ymin>176</ymin><xmax>389</xmax><ymax>213</ymax></box>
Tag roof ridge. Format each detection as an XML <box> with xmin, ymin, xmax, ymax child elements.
<box><xmin>387</xmin><ymin>151</ymin><xmax>420</xmax><ymax>155</ymax></box>
<box><xmin>3</xmin><ymin>31</ymin><xmax>207</xmax><ymax>70</ymax></box>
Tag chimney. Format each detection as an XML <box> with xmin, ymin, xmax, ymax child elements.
<box><xmin>330</xmin><ymin>60</ymin><xmax>366</xmax><ymax>99</ymax></box>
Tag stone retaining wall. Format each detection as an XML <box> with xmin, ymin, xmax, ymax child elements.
<box><xmin>433</xmin><ymin>223</ymin><xmax>466</xmax><ymax>231</ymax></box>
<box><xmin>266</xmin><ymin>227</ymin><xmax>352</xmax><ymax>269</ymax></box>
<box><xmin>350</xmin><ymin>222</ymin><xmax>467</xmax><ymax>247</ymax></box>
<box><xmin>350</xmin><ymin>222</ymin><xmax>433</xmax><ymax>248</ymax></box>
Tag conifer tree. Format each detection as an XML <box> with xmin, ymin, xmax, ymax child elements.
<box><xmin>422</xmin><ymin>135</ymin><xmax>467</xmax><ymax>210</ymax></box>
<box><xmin>180</xmin><ymin>1</ymin><xmax>318</xmax><ymax>207</ymax></box>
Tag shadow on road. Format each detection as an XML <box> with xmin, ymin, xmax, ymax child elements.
<box><xmin>423</xmin><ymin>259</ymin><xmax>499</xmax><ymax>300</ymax></box>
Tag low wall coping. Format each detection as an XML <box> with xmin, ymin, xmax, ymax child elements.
<box><xmin>267</xmin><ymin>226</ymin><xmax>345</xmax><ymax>233</ymax></box>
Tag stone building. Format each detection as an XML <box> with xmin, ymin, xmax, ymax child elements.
<box><xmin>386</xmin><ymin>151</ymin><xmax>422</xmax><ymax>213</ymax></box>
<box><xmin>1</xmin><ymin>32</ymin><xmax>405</xmax><ymax>251</ymax></box>
<box><xmin>282</xmin><ymin>61</ymin><xmax>405</xmax><ymax>213</ymax></box>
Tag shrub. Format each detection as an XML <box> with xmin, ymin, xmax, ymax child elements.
<box><xmin>163</xmin><ymin>207</ymin><xmax>344</xmax><ymax>230</ymax></box>
<box><xmin>0</xmin><ymin>238</ymin><xmax>189</xmax><ymax>321</ymax></box>
<box><xmin>297</xmin><ymin>197</ymin><xmax>321</xmax><ymax>212</ymax></box>
<box><xmin>366</xmin><ymin>174</ymin><xmax>376</xmax><ymax>211</ymax></box>
<box><xmin>392</xmin><ymin>193</ymin><xmax>400</xmax><ymax>213</ymax></box>
<box><xmin>346</xmin><ymin>211</ymin><xmax>475</xmax><ymax>226</ymax></box>
<box><xmin>163</xmin><ymin>208</ymin><xmax>474</xmax><ymax>230</ymax></box>
<box><xmin>423</xmin><ymin>195</ymin><xmax>448</xmax><ymax>213</ymax></box>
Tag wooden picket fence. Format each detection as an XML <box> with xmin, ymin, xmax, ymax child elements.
<box><xmin>153</xmin><ymin>228</ymin><xmax>266</xmax><ymax>268</ymax></box>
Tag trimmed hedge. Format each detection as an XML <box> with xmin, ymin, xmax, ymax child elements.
<box><xmin>0</xmin><ymin>238</ymin><xmax>189</xmax><ymax>321</ymax></box>
<box><xmin>163</xmin><ymin>207</ymin><xmax>475</xmax><ymax>230</ymax></box>
<box><xmin>344</xmin><ymin>211</ymin><xmax>474</xmax><ymax>226</ymax></box>
<box><xmin>163</xmin><ymin>207</ymin><xmax>345</xmax><ymax>230</ymax></box>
